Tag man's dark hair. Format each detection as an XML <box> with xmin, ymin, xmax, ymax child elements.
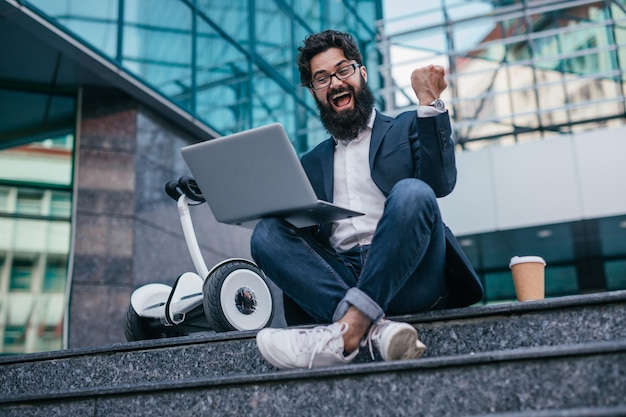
<box><xmin>296</xmin><ymin>30</ymin><xmax>363</xmax><ymax>87</ymax></box>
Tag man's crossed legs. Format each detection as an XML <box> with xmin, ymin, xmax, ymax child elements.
<box><xmin>250</xmin><ymin>179</ymin><xmax>448</xmax><ymax>369</ymax></box>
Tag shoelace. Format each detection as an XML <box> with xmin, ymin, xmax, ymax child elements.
<box><xmin>360</xmin><ymin>319</ymin><xmax>388</xmax><ymax>360</ymax></box>
<box><xmin>295</xmin><ymin>322</ymin><xmax>349</xmax><ymax>369</ymax></box>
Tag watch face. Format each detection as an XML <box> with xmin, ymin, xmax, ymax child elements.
<box><xmin>432</xmin><ymin>99</ymin><xmax>445</xmax><ymax>111</ymax></box>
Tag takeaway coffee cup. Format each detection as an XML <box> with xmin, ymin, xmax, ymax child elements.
<box><xmin>509</xmin><ymin>256</ymin><xmax>546</xmax><ymax>301</ymax></box>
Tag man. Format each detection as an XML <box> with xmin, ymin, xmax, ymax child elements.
<box><xmin>251</xmin><ymin>30</ymin><xmax>483</xmax><ymax>369</ymax></box>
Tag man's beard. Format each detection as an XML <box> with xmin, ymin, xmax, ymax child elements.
<box><xmin>315</xmin><ymin>77</ymin><xmax>375</xmax><ymax>141</ymax></box>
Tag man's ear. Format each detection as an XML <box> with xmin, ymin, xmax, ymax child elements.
<box><xmin>308</xmin><ymin>87</ymin><xmax>317</xmax><ymax>99</ymax></box>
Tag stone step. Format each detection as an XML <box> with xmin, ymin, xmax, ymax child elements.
<box><xmin>0</xmin><ymin>290</ymin><xmax>624</xmax><ymax>405</ymax></box>
<box><xmin>1</xmin><ymin>339</ymin><xmax>625</xmax><ymax>416</ymax></box>
<box><xmin>412</xmin><ymin>290</ymin><xmax>626</xmax><ymax>358</ymax></box>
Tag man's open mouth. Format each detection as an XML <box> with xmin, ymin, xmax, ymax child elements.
<box><xmin>330</xmin><ymin>90</ymin><xmax>353</xmax><ymax>110</ymax></box>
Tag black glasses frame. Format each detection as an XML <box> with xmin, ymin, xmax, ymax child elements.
<box><xmin>309</xmin><ymin>63</ymin><xmax>361</xmax><ymax>90</ymax></box>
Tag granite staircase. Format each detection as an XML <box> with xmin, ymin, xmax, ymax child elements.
<box><xmin>1</xmin><ymin>290</ymin><xmax>625</xmax><ymax>416</ymax></box>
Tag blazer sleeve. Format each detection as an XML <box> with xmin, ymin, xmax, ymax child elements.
<box><xmin>411</xmin><ymin>111</ymin><xmax>457</xmax><ymax>197</ymax></box>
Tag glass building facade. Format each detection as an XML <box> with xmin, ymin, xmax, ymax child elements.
<box><xmin>26</xmin><ymin>0</ymin><xmax>383</xmax><ymax>153</ymax></box>
<box><xmin>0</xmin><ymin>135</ymin><xmax>74</xmax><ymax>353</ymax></box>
<box><xmin>1</xmin><ymin>0</ymin><xmax>625</xmax><ymax>353</ymax></box>
<box><xmin>378</xmin><ymin>0</ymin><xmax>626</xmax><ymax>148</ymax></box>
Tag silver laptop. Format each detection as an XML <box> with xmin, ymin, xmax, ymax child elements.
<box><xmin>180</xmin><ymin>123</ymin><xmax>364</xmax><ymax>228</ymax></box>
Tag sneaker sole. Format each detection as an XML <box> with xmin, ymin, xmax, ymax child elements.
<box><xmin>256</xmin><ymin>330</ymin><xmax>295</xmax><ymax>370</ymax></box>
<box><xmin>384</xmin><ymin>327</ymin><xmax>426</xmax><ymax>361</ymax></box>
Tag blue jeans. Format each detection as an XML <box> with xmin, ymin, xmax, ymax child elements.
<box><xmin>250</xmin><ymin>178</ymin><xmax>448</xmax><ymax>324</ymax></box>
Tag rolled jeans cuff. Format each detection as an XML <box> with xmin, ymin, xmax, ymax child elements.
<box><xmin>332</xmin><ymin>287</ymin><xmax>385</xmax><ymax>323</ymax></box>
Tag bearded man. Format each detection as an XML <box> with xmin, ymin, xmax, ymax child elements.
<box><xmin>250</xmin><ymin>30</ymin><xmax>483</xmax><ymax>369</ymax></box>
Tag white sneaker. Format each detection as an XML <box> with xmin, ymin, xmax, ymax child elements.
<box><xmin>364</xmin><ymin>319</ymin><xmax>426</xmax><ymax>361</ymax></box>
<box><xmin>256</xmin><ymin>322</ymin><xmax>359</xmax><ymax>369</ymax></box>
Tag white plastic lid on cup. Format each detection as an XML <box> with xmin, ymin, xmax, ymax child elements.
<box><xmin>509</xmin><ymin>256</ymin><xmax>546</xmax><ymax>269</ymax></box>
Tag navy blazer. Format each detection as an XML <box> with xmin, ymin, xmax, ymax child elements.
<box><xmin>300</xmin><ymin>110</ymin><xmax>484</xmax><ymax>308</ymax></box>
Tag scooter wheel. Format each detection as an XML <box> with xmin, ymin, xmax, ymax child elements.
<box><xmin>203</xmin><ymin>260</ymin><xmax>274</xmax><ymax>332</ymax></box>
<box><xmin>124</xmin><ymin>304</ymin><xmax>182</xmax><ymax>341</ymax></box>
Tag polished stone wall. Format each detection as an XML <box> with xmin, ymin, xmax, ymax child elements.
<box><xmin>69</xmin><ymin>88</ymin><xmax>138</xmax><ymax>348</ymax></box>
<box><xmin>68</xmin><ymin>88</ymin><xmax>275</xmax><ymax>348</ymax></box>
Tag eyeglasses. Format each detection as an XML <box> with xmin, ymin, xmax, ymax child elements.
<box><xmin>309</xmin><ymin>63</ymin><xmax>360</xmax><ymax>90</ymax></box>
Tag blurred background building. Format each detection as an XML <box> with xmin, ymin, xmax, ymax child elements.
<box><xmin>1</xmin><ymin>0</ymin><xmax>625</xmax><ymax>354</ymax></box>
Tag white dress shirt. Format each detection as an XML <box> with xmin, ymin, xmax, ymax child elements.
<box><xmin>330</xmin><ymin>110</ymin><xmax>384</xmax><ymax>251</ymax></box>
<box><xmin>329</xmin><ymin>105</ymin><xmax>443</xmax><ymax>252</ymax></box>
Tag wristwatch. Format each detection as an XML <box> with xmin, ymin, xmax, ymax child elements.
<box><xmin>430</xmin><ymin>98</ymin><xmax>445</xmax><ymax>111</ymax></box>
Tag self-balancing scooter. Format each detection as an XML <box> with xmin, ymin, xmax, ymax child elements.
<box><xmin>124</xmin><ymin>176</ymin><xmax>274</xmax><ymax>341</ymax></box>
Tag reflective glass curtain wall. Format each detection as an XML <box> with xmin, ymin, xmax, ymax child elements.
<box><xmin>0</xmin><ymin>119</ymin><xmax>74</xmax><ymax>354</ymax></box>
<box><xmin>27</xmin><ymin>0</ymin><xmax>383</xmax><ymax>153</ymax></box>
<box><xmin>378</xmin><ymin>0</ymin><xmax>626</xmax><ymax>149</ymax></box>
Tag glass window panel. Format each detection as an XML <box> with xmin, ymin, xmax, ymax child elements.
<box><xmin>4</xmin><ymin>325</ymin><xmax>27</xmax><ymax>349</ymax></box>
<box><xmin>252</xmin><ymin>76</ymin><xmax>292</xmax><ymax>127</ymax></box>
<box><xmin>452</xmin><ymin>17</ymin><xmax>495</xmax><ymax>55</ymax></box>
<box><xmin>31</xmin><ymin>0</ymin><xmax>118</xmax><ymax>19</ymax></box>
<box><xmin>62</xmin><ymin>20</ymin><xmax>118</xmax><ymax>57</ymax></box>
<box><xmin>484</xmin><ymin>271</ymin><xmax>516</xmax><ymax>302</ymax></box>
<box><xmin>255</xmin><ymin>3</ymin><xmax>290</xmax><ymax>72</ymax></box>
<box><xmin>195</xmin><ymin>1</ymin><xmax>247</xmax><ymax>45</ymax></box>
<box><xmin>47</xmin><ymin>96</ymin><xmax>79</xmax><ymax>130</ymax></box>
<box><xmin>37</xmin><ymin>294</ymin><xmax>65</xmax><ymax>326</ymax></box>
<box><xmin>545</xmin><ymin>265</ymin><xmax>578</xmax><ymax>297</ymax></box>
<box><xmin>599</xmin><ymin>216</ymin><xmax>626</xmax><ymax>257</ymax></box>
<box><xmin>352</xmin><ymin>1</ymin><xmax>380</xmax><ymax>39</ymax></box>
<box><xmin>323</xmin><ymin>2</ymin><xmax>378</xmax><ymax>53</ymax></box>
<box><xmin>122</xmin><ymin>0</ymin><xmax>192</xmax><ymax>109</ymax></box>
<box><xmin>16</xmin><ymin>189</ymin><xmax>44</xmax><ymax>216</ymax></box>
<box><xmin>475</xmin><ymin>223</ymin><xmax>574</xmax><ymax>271</ymax></box>
<box><xmin>0</xmin><ymin>135</ymin><xmax>74</xmax><ymax>187</ymax></box>
<box><xmin>40</xmin><ymin>134</ymin><xmax>73</xmax><ymax>151</ymax></box>
<box><xmin>7</xmin><ymin>294</ymin><xmax>35</xmax><ymax>325</ymax></box>
<box><xmin>383</xmin><ymin>3</ymin><xmax>440</xmax><ymax>34</ymax></box>
<box><xmin>49</xmin><ymin>191</ymin><xmax>72</xmax><ymax>218</ymax></box>
<box><xmin>0</xmin><ymin>90</ymin><xmax>51</xmax><ymax>137</ymax></box>
<box><xmin>10</xmin><ymin>257</ymin><xmax>36</xmax><ymax>291</ymax></box>
<box><xmin>33</xmin><ymin>325</ymin><xmax>63</xmax><ymax>352</ymax></box>
<box><xmin>292</xmin><ymin>2</ymin><xmax>319</xmax><ymax>25</ymax></box>
<box><xmin>0</xmin><ymin>187</ymin><xmax>10</xmax><ymax>213</ymax></box>
<box><xmin>122</xmin><ymin>33</ymin><xmax>192</xmax><ymax>98</ymax></box>
<box><xmin>30</xmin><ymin>0</ymin><xmax>119</xmax><ymax>57</ymax></box>
<box><xmin>125</xmin><ymin>0</ymin><xmax>190</xmax><ymax>29</ymax></box>
<box><xmin>195</xmin><ymin>19</ymin><xmax>250</xmax><ymax>134</ymax></box>
<box><xmin>605</xmin><ymin>260</ymin><xmax>626</xmax><ymax>291</ymax></box>
<box><xmin>43</xmin><ymin>257</ymin><xmax>68</xmax><ymax>292</ymax></box>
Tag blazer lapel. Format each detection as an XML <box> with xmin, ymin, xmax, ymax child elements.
<box><xmin>369</xmin><ymin>111</ymin><xmax>394</xmax><ymax>168</ymax></box>
<box><xmin>317</xmin><ymin>140</ymin><xmax>335</xmax><ymax>202</ymax></box>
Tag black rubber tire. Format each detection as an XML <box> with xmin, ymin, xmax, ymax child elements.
<box><xmin>124</xmin><ymin>303</ymin><xmax>182</xmax><ymax>341</ymax></box>
<box><xmin>203</xmin><ymin>260</ymin><xmax>274</xmax><ymax>332</ymax></box>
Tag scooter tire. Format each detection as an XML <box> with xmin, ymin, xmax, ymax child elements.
<box><xmin>124</xmin><ymin>303</ymin><xmax>181</xmax><ymax>341</ymax></box>
<box><xmin>203</xmin><ymin>260</ymin><xmax>274</xmax><ymax>332</ymax></box>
